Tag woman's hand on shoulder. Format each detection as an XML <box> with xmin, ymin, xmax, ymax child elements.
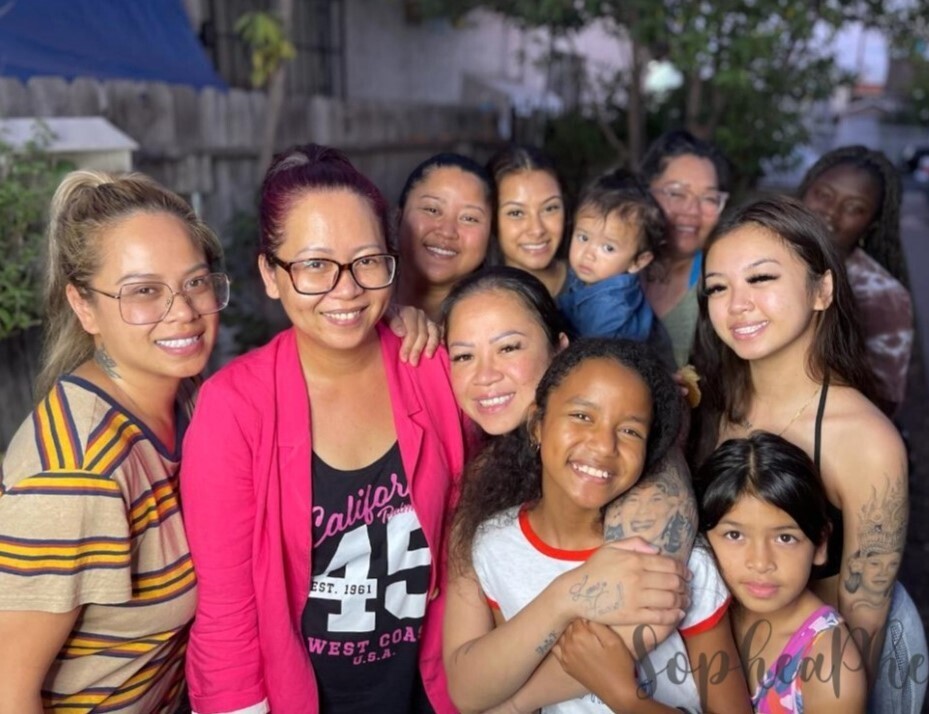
<box><xmin>386</xmin><ymin>304</ymin><xmax>441</xmax><ymax>365</ymax></box>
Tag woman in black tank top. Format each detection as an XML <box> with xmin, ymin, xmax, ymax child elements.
<box><xmin>690</xmin><ymin>196</ymin><xmax>926</xmax><ymax>713</ymax></box>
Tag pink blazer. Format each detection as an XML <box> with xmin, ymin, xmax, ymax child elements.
<box><xmin>181</xmin><ymin>325</ymin><xmax>465</xmax><ymax>714</ymax></box>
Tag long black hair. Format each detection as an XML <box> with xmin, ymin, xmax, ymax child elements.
<box><xmin>696</xmin><ymin>431</ymin><xmax>830</xmax><ymax>547</ymax></box>
<box><xmin>451</xmin><ymin>338</ymin><xmax>681</xmax><ymax>570</ymax></box>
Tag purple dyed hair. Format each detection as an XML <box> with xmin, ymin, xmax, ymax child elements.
<box><xmin>259</xmin><ymin>144</ymin><xmax>391</xmax><ymax>255</ymax></box>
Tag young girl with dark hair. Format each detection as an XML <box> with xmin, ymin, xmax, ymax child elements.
<box><xmin>696</xmin><ymin>431</ymin><xmax>866</xmax><ymax>713</ymax></box>
<box><xmin>692</xmin><ymin>195</ymin><xmax>926</xmax><ymax>713</ymax></box>
<box><xmin>798</xmin><ymin>145</ymin><xmax>913</xmax><ymax>414</ymax></box>
<box><xmin>444</xmin><ymin>339</ymin><xmax>749</xmax><ymax>714</ymax></box>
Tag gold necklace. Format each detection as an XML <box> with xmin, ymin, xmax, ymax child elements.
<box><xmin>741</xmin><ymin>386</ymin><xmax>821</xmax><ymax>437</ymax></box>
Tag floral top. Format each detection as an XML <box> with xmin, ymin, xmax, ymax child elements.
<box><xmin>752</xmin><ymin>605</ymin><xmax>841</xmax><ymax>713</ymax></box>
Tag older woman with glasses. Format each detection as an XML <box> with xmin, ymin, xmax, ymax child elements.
<box><xmin>180</xmin><ymin>144</ymin><xmax>467</xmax><ymax>714</ymax></box>
<box><xmin>640</xmin><ymin>130</ymin><xmax>731</xmax><ymax>367</ymax></box>
<box><xmin>0</xmin><ymin>170</ymin><xmax>227</xmax><ymax>712</ymax></box>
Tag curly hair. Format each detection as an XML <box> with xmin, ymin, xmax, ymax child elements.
<box><xmin>451</xmin><ymin>338</ymin><xmax>682</xmax><ymax>571</ymax></box>
<box><xmin>797</xmin><ymin>145</ymin><xmax>907</xmax><ymax>287</ymax></box>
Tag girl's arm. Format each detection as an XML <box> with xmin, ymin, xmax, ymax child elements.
<box><xmin>553</xmin><ymin>619</ymin><xmax>680</xmax><ymax>713</ymax></box>
<box><xmin>181</xmin><ymin>381</ymin><xmax>267</xmax><ymax>714</ymax></box>
<box><xmin>681</xmin><ymin>610</ymin><xmax>752</xmax><ymax>713</ymax></box>
<box><xmin>0</xmin><ymin>608</ymin><xmax>80</xmax><ymax>714</ymax></box>
<box><xmin>443</xmin><ymin>542</ymin><xmax>688</xmax><ymax>714</ymax></box>
<box><xmin>801</xmin><ymin>623</ymin><xmax>867</xmax><ymax>713</ymax></box>
<box><xmin>833</xmin><ymin>417</ymin><xmax>907</xmax><ymax>686</ymax></box>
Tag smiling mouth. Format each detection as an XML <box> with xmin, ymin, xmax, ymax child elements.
<box><xmin>156</xmin><ymin>335</ymin><xmax>202</xmax><ymax>348</ymax></box>
<box><xmin>631</xmin><ymin>519</ymin><xmax>656</xmax><ymax>532</ymax></box>
<box><xmin>731</xmin><ymin>321</ymin><xmax>768</xmax><ymax>338</ymax></box>
<box><xmin>424</xmin><ymin>244</ymin><xmax>457</xmax><ymax>258</ymax></box>
<box><xmin>477</xmin><ymin>394</ymin><xmax>514</xmax><ymax>410</ymax></box>
<box><xmin>570</xmin><ymin>461</ymin><xmax>612</xmax><ymax>480</ymax></box>
<box><xmin>519</xmin><ymin>241</ymin><xmax>550</xmax><ymax>253</ymax></box>
<box><xmin>323</xmin><ymin>308</ymin><xmax>364</xmax><ymax>323</ymax></box>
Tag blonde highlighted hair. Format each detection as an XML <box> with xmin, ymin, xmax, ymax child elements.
<box><xmin>37</xmin><ymin>170</ymin><xmax>223</xmax><ymax>399</ymax></box>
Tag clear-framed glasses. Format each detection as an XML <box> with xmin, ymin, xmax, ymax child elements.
<box><xmin>84</xmin><ymin>273</ymin><xmax>231</xmax><ymax>325</ymax></box>
<box><xmin>265</xmin><ymin>252</ymin><xmax>398</xmax><ymax>296</ymax></box>
<box><xmin>652</xmin><ymin>183</ymin><xmax>729</xmax><ymax>216</ymax></box>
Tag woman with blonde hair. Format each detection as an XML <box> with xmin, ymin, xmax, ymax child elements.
<box><xmin>0</xmin><ymin>170</ymin><xmax>229</xmax><ymax>712</ymax></box>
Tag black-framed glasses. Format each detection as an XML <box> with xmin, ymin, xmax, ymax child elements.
<box><xmin>265</xmin><ymin>252</ymin><xmax>398</xmax><ymax>295</ymax></box>
<box><xmin>651</xmin><ymin>183</ymin><xmax>729</xmax><ymax>216</ymax></box>
<box><xmin>83</xmin><ymin>273</ymin><xmax>230</xmax><ymax>325</ymax></box>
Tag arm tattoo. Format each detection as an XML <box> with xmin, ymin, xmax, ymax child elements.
<box><xmin>535</xmin><ymin>631</ymin><xmax>557</xmax><ymax>656</ymax></box>
<box><xmin>603</xmin><ymin>449</ymin><xmax>697</xmax><ymax>558</ymax></box>
<box><xmin>842</xmin><ymin>479</ymin><xmax>907</xmax><ymax>609</ymax></box>
<box><xmin>94</xmin><ymin>346</ymin><xmax>120</xmax><ymax>379</ymax></box>
<box><xmin>568</xmin><ymin>575</ymin><xmax>624</xmax><ymax>618</ymax></box>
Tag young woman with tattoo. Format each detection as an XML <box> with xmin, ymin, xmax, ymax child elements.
<box><xmin>696</xmin><ymin>432</ymin><xmax>867</xmax><ymax>713</ymax></box>
<box><xmin>0</xmin><ymin>171</ymin><xmax>228</xmax><ymax>712</ymax></box>
<box><xmin>443</xmin><ymin>339</ymin><xmax>749</xmax><ymax>713</ymax></box>
<box><xmin>691</xmin><ymin>195</ymin><xmax>927</xmax><ymax>712</ymax></box>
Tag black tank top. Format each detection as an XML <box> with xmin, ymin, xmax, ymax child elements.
<box><xmin>810</xmin><ymin>373</ymin><xmax>844</xmax><ymax>580</ymax></box>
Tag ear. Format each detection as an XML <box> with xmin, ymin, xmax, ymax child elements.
<box><xmin>813</xmin><ymin>534</ymin><xmax>829</xmax><ymax>567</ymax></box>
<box><xmin>628</xmin><ymin>250</ymin><xmax>655</xmax><ymax>275</ymax></box>
<box><xmin>556</xmin><ymin>332</ymin><xmax>569</xmax><ymax>354</ymax></box>
<box><xmin>258</xmin><ymin>254</ymin><xmax>282</xmax><ymax>300</ymax></box>
<box><xmin>66</xmin><ymin>283</ymin><xmax>101</xmax><ymax>336</ymax></box>
<box><xmin>813</xmin><ymin>269</ymin><xmax>834</xmax><ymax>312</ymax></box>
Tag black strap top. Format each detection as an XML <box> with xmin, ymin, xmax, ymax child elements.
<box><xmin>811</xmin><ymin>373</ymin><xmax>843</xmax><ymax>580</ymax></box>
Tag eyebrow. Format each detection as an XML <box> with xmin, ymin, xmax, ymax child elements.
<box><xmin>420</xmin><ymin>193</ymin><xmax>487</xmax><ymax>215</ymax></box>
<box><xmin>287</xmin><ymin>243</ymin><xmax>384</xmax><ymax>259</ymax></box>
<box><xmin>716</xmin><ymin>519</ymin><xmax>801</xmax><ymax>532</ymax></box>
<box><xmin>704</xmin><ymin>257</ymin><xmax>781</xmax><ymax>279</ymax></box>
<box><xmin>117</xmin><ymin>262</ymin><xmax>210</xmax><ymax>284</ymax></box>
<box><xmin>448</xmin><ymin>329</ymin><xmax>527</xmax><ymax>349</ymax></box>
<box><xmin>565</xmin><ymin>397</ymin><xmax>649</xmax><ymax>423</ymax></box>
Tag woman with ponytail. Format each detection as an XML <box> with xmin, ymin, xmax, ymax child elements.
<box><xmin>0</xmin><ymin>170</ymin><xmax>228</xmax><ymax>713</ymax></box>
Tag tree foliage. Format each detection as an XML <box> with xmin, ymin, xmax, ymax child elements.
<box><xmin>0</xmin><ymin>127</ymin><xmax>72</xmax><ymax>339</ymax></box>
<box><xmin>235</xmin><ymin>10</ymin><xmax>296</xmax><ymax>89</ymax></box>
<box><xmin>423</xmin><ymin>0</ymin><xmax>901</xmax><ymax>187</ymax></box>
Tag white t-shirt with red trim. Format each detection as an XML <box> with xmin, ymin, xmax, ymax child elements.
<box><xmin>472</xmin><ymin>506</ymin><xmax>729</xmax><ymax>713</ymax></box>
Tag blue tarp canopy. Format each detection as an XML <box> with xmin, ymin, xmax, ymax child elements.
<box><xmin>0</xmin><ymin>0</ymin><xmax>226</xmax><ymax>89</ymax></box>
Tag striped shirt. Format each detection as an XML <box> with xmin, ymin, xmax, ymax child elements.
<box><xmin>0</xmin><ymin>376</ymin><xmax>197</xmax><ymax>713</ymax></box>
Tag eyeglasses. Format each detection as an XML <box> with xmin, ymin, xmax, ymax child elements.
<box><xmin>84</xmin><ymin>273</ymin><xmax>231</xmax><ymax>325</ymax></box>
<box><xmin>265</xmin><ymin>252</ymin><xmax>398</xmax><ymax>295</ymax></box>
<box><xmin>652</xmin><ymin>183</ymin><xmax>729</xmax><ymax>216</ymax></box>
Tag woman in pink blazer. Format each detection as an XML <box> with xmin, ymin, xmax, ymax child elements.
<box><xmin>181</xmin><ymin>144</ymin><xmax>466</xmax><ymax>714</ymax></box>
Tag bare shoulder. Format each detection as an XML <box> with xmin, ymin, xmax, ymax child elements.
<box><xmin>803</xmin><ymin>620</ymin><xmax>867</xmax><ymax>713</ymax></box>
<box><xmin>820</xmin><ymin>386</ymin><xmax>906</xmax><ymax>484</ymax></box>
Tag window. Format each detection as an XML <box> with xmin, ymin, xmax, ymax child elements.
<box><xmin>200</xmin><ymin>0</ymin><xmax>345</xmax><ymax>97</ymax></box>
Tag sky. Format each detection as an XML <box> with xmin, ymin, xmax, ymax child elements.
<box><xmin>832</xmin><ymin>23</ymin><xmax>889</xmax><ymax>85</ymax></box>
